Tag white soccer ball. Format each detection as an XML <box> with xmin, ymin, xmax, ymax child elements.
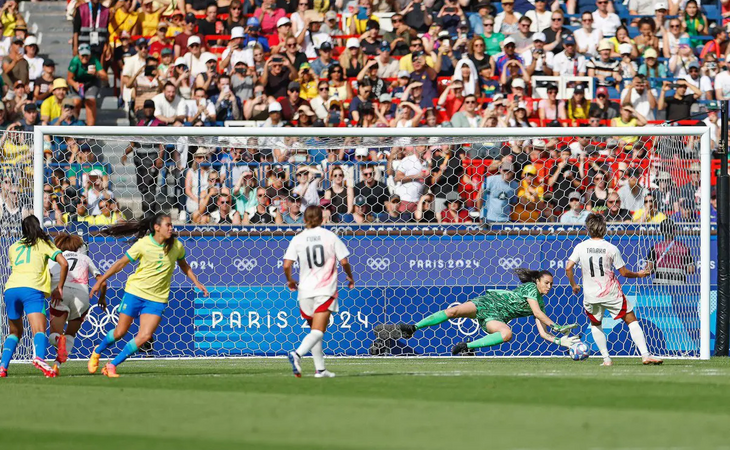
<box><xmin>569</xmin><ymin>342</ymin><xmax>590</xmax><ymax>361</ymax></box>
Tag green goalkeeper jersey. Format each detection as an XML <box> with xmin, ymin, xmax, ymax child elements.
<box><xmin>473</xmin><ymin>282</ymin><xmax>545</xmax><ymax>324</ymax></box>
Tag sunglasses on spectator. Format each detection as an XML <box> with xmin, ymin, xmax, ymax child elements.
<box><xmin>464</xmin><ymin>100</ymin><xmax>476</xmax><ymax>104</ymax></box>
<box><xmin>392</xmin><ymin>18</ymin><xmax>402</xmax><ymax>23</ymax></box>
<box><xmin>219</xmin><ymin>200</ymin><xmax>229</xmax><ymax>204</ymax></box>
<box><xmin>582</xmin><ymin>18</ymin><xmax>593</xmax><ymax>22</ymax></box>
<box><xmin>645</xmin><ymin>200</ymin><xmax>654</xmax><ymax>204</ymax></box>
<box><xmin>569</xmin><ymin>198</ymin><xmax>580</xmax><ymax>202</ymax></box>
<box><xmin>257</xmin><ymin>193</ymin><xmax>267</xmax><ymax>197</ymax></box>
<box><xmin>332</xmin><ymin>173</ymin><xmax>343</xmax><ymax>178</ymax></box>
<box><xmin>363</xmin><ymin>171</ymin><xmax>373</xmax><ymax>176</ymax></box>
<box><xmin>607</xmin><ymin>200</ymin><xmax>620</xmax><ymax>204</ymax></box>
<box><xmin>552</xmin><ymin>17</ymin><xmax>562</xmax><ymax>21</ymax></box>
<box><xmin>189</xmin><ymin>43</ymin><xmax>200</xmax><ymax>47</ymax></box>
<box><xmin>319</xmin><ymin>86</ymin><xmax>328</xmax><ymax>91</ymax></box>
<box><xmin>484</xmin><ymin>22</ymin><xmax>494</xmax><ymax>26</ymax></box>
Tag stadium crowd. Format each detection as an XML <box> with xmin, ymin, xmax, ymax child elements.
<box><xmin>0</xmin><ymin>0</ymin><xmax>724</xmax><ymax>225</ymax></box>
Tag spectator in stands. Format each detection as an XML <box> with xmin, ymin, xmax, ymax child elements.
<box><xmin>383</xmin><ymin>13</ymin><xmax>414</xmax><ymax>57</ymax></box>
<box><xmin>621</xmin><ymin>75</ymin><xmax>656</xmax><ymax>121</ymax></box>
<box><xmin>16</xmin><ymin>102</ymin><xmax>38</xmax><ymax>131</ymax></box>
<box><xmin>684</xmin><ymin>60</ymin><xmax>713</xmax><ymax>100</ymax></box>
<box><xmin>276</xmin><ymin>194</ymin><xmax>303</xmax><ymax>224</ymax></box>
<box><xmin>85</xmin><ymin>169</ymin><xmax>114</xmax><ymax>216</ymax></box>
<box><xmin>382</xmin><ymin>194</ymin><xmax>413</xmax><ymax>223</ymax></box>
<box><xmin>309</xmin><ymin>79</ymin><xmax>332</xmax><ymax>120</ymax></box>
<box><xmin>357</xmin><ymin>20</ymin><xmax>381</xmax><ymax>56</ymax></box>
<box><xmin>495</xmin><ymin>37</ymin><xmax>523</xmax><ymax>78</ymax></box>
<box><xmin>281</xmin><ymin>36</ymin><xmax>308</xmax><ymax>72</ymax></box>
<box><xmin>634</xmin><ymin>17</ymin><xmax>659</xmax><ymax>55</ymax></box>
<box><xmin>478</xmin><ymin>160</ymin><xmax>518</xmax><ymax>223</ymax></box>
<box><xmin>278</xmin><ymin>81</ymin><xmax>305</xmax><ymax>121</ymax></box>
<box><xmin>588</xmin><ymin>40</ymin><xmax>620</xmax><ymax>85</ymax></box>
<box><xmin>293</xmin><ymin>165</ymin><xmax>322</xmax><ymax>208</ymax></box>
<box><xmin>566</xmin><ymin>85</ymin><xmax>591</xmax><ymax>120</ymax></box>
<box><xmin>538</xmin><ymin>83</ymin><xmax>565</xmax><ymax>122</ymax></box>
<box><xmin>194</xmin><ymin>53</ymin><xmax>221</xmax><ymax>98</ymax></box>
<box><xmin>662</xmin><ymin>17</ymin><xmax>686</xmax><ymax>58</ymax></box>
<box><xmin>149</xmin><ymin>22</ymin><xmax>173</xmax><ymax>59</ymax></box>
<box><xmin>185</xmin><ymin>0</ymin><xmax>208</xmax><ymax>16</ymax></box>
<box><xmin>38</xmin><ymin>78</ymin><xmax>68</xmax><ymax>126</ymax></box>
<box><xmin>560</xmin><ymin>191</ymin><xmax>590</xmax><ymax>224</ymax></box>
<box><xmin>683</xmin><ymin>0</ymin><xmax>707</xmax><ymax>47</ymax></box>
<box><xmin>2</xmin><ymin>37</ymin><xmax>27</xmax><ymax>87</ymax></box>
<box><xmin>109</xmin><ymin>2</ymin><xmax>139</xmax><ymax>47</ymax></box>
<box><xmin>413</xmin><ymin>194</ymin><xmax>438</xmax><ymax>223</ymax></box>
<box><xmin>197</xmin><ymin>190</ymin><xmax>242</xmax><ymax>225</ymax></box>
<box><xmin>658</xmin><ymin>79</ymin><xmax>702</xmax><ymax>122</ymax></box>
<box><xmin>72</xmin><ymin>0</ymin><xmax>109</xmax><ymax>59</ymax></box>
<box><xmin>355</xmin><ymin>164</ymin><xmax>388</xmax><ymax>219</ymax></box>
<box><xmin>679</xmin><ymin>162</ymin><xmax>701</xmax><ymax>211</ymax></box>
<box><xmin>289</xmin><ymin>0</ymin><xmax>309</xmax><ymax>37</ymax></box>
<box><xmin>153</xmin><ymin>81</ymin><xmax>186</xmax><ymax>124</ymax></box>
<box><xmin>669</xmin><ymin>37</ymin><xmax>699</xmax><ymax>78</ymax></box>
<box><xmin>390</xmin><ymin>101</ymin><xmax>424</xmax><ymax>127</ymax></box>
<box><xmin>587</xmin><ymin>86</ymin><xmax>617</xmax><ymax>120</ymax></box>
<box><xmin>130</xmin><ymin>61</ymin><xmax>162</xmax><ymax>119</ymax></box>
<box><xmin>196</xmin><ymin>3</ymin><xmax>221</xmax><ymax>39</ymax></box>
<box><xmin>632</xmin><ymin>194</ymin><xmax>667</xmax><ymax>223</ymax></box>
<box><xmin>297</xmin><ymin>14</ymin><xmax>329</xmax><ymax>59</ymax></box>
<box><xmin>372</xmin><ymin>42</ymin><xmax>397</xmax><ymax>79</ymax></box>
<box><xmin>42</xmin><ymin>192</ymin><xmax>64</xmax><ymax>227</ymax></box>
<box><xmin>391</xmin><ymin>145</ymin><xmax>426</xmax><ymax>212</ymax></box>
<box><xmin>62</xmin><ymin>195</ymin><xmax>91</xmax><ymax>224</ymax></box>
<box><xmin>22</xmin><ymin>37</ymin><xmax>41</xmax><ymax>85</ymax></box>
<box><xmin>551</xmin><ymin>35</ymin><xmax>587</xmax><ymax>77</ymax></box>
<box><xmin>309</xmin><ymin>42</ymin><xmax>334</xmax><ymax>77</ymax></box>
<box><xmin>441</xmin><ymin>192</ymin><xmax>472</xmax><ymax>223</ymax></box>
<box><xmin>512</xmin><ymin>16</ymin><xmax>533</xmax><ymax>54</ymax></box>
<box><xmin>336</xmin><ymin>37</ymin><xmax>366</xmax><ymax>80</ymax></box>
<box><xmin>494</xmin><ymin>0</ymin><xmax>521</xmax><ymax>35</ymax></box>
<box><xmin>357</xmin><ymin>60</ymin><xmax>385</xmax><ymax>99</ymax></box>
<box><xmin>231</xmin><ymin>166</ymin><xmax>258</xmax><ymax>216</ymax></box>
<box><xmin>261</xmin><ymin>54</ymin><xmax>296</xmax><ymax>99</ymax></box>
<box><xmin>542</xmin><ymin>10</ymin><xmax>570</xmax><ymax>54</ymax></box>
<box><xmin>618</xmin><ymin>167</ymin><xmax>648</xmax><ymax>212</ymax></box>
<box><xmin>611</xmin><ymin>105</ymin><xmax>647</xmax><ymax>145</ymax></box>
<box><xmin>436</xmin><ymin>81</ymin><xmax>464</xmax><ymax>119</ymax></box>
<box><xmin>547</xmin><ymin>148</ymin><xmax>581</xmax><ymax>209</ymax></box>
<box><xmin>700</xmin><ymin>26</ymin><xmax>727</xmax><ymax>60</ymax></box>
<box><xmin>184</xmin><ymin>37</ymin><xmax>212</xmax><ymax>79</ymax></box>
<box><xmin>604</xmin><ymin>191</ymin><xmax>632</xmax><ymax>222</ymax></box>
<box><xmin>174</xmin><ymin>13</ymin><xmax>202</xmax><ymax>58</ymax></box>
<box><xmin>400</xmin><ymin>0</ymin><xmax>429</xmax><ymax>33</ymax></box>
<box><xmin>183</xmin><ymin>147</ymin><xmax>214</xmax><ymax>220</ymax></box>
<box><xmin>638</xmin><ymin>48</ymin><xmax>667</xmax><ymax>91</ymax></box>
<box><xmin>243</xmin><ymin>83</ymin><xmax>269</xmax><ymax>120</ymax></box>
<box><xmin>321</xmin><ymin>11</ymin><xmax>343</xmax><ymax>41</ymax></box>
<box><xmin>243</xmin><ymin>187</ymin><xmax>276</xmax><ymax>224</ymax></box>
<box><xmin>253</xmin><ymin>0</ymin><xmax>287</xmax><ymax>35</ymax></box>
<box><xmin>33</xmin><ymin>59</ymin><xmax>56</xmax><ymax>103</ymax></box>
<box><xmin>324</xmin><ymin>165</ymin><xmax>353</xmax><ymax>222</ymax></box>
<box><xmin>349</xmin><ymin>78</ymin><xmax>372</xmax><ymax>123</ymax></box>
<box><xmin>592</xmin><ymin>0</ymin><xmax>620</xmax><ymax>38</ymax></box>
<box><xmin>224</xmin><ymin>0</ymin><xmax>246</xmax><ymax>32</ymax></box>
<box><xmin>50</xmin><ymin>98</ymin><xmax>84</xmax><ymax>127</ymax></box>
<box><xmin>449</xmin><ymin>93</ymin><xmax>481</xmax><ymax>127</ymax></box>
<box><xmin>512</xmin><ymin>164</ymin><xmax>544</xmax><ymax>222</ymax></box>
<box><xmin>653</xmin><ymin>171</ymin><xmax>679</xmax><ymax>214</ymax></box>
<box><xmin>185</xmin><ymin>87</ymin><xmax>216</xmax><ymax>123</ymax></box>
<box><xmin>572</xmin><ymin>12</ymin><xmax>601</xmax><ymax>58</ymax></box>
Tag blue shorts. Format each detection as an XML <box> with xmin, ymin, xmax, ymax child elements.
<box><xmin>119</xmin><ymin>292</ymin><xmax>166</xmax><ymax>319</ymax></box>
<box><xmin>4</xmin><ymin>287</ymin><xmax>46</xmax><ymax>321</ymax></box>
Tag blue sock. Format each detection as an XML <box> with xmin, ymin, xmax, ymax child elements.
<box><xmin>95</xmin><ymin>330</ymin><xmax>117</xmax><ymax>355</ymax></box>
<box><xmin>111</xmin><ymin>340</ymin><xmax>139</xmax><ymax>367</ymax></box>
<box><xmin>33</xmin><ymin>332</ymin><xmax>48</xmax><ymax>360</ymax></box>
<box><xmin>1</xmin><ymin>335</ymin><xmax>19</xmax><ymax>369</ymax></box>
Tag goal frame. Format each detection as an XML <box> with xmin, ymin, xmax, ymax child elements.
<box><xmin>33</xmin><ymin>125</ymin><xmax>713</xmax><ymax>360</ymax></box>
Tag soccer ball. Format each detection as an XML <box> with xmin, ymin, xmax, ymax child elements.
<box><xmin>569</xmin><ymin>342</ymin><xmax>590</xmax><ymax>361</ymax></box>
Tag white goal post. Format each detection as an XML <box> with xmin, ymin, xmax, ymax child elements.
<box><xmin>28</xmin><ymin>125</ymin><xmax>712</xmax><ymax>360</ymax></box>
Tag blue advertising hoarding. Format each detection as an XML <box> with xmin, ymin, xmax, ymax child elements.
<box><xmin>57</xmin><ymin>226</ymin><xmax>713</xmax><ymax>358</ymax></box>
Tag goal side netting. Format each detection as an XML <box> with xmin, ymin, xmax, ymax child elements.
<box><xmin>4</xmin><ymin>126</ymin><xmax>713</xmax><ymax>361</ymax></box>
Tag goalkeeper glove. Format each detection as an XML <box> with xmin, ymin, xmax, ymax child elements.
<box><xmin>554</xmin><ymin>335</ymin><xmax>580</xmax><ymax>348</ymax></box>
<box><xmin>551</xmin><ymin>323</ymin><xmax>578</xmax><ymax>335</ymax></box>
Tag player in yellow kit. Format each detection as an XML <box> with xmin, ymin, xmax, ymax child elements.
<box><xmin>88</xmin><ymin>213</ymin><xmax>209</xmax><ymax>377</ymax></box>
<box><xmin>1</xmin><ymin>215</ymin><xmax>69</xmax><ymax>378</ymax></box>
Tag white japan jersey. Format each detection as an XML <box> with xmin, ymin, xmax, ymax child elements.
<box><xmin>568</xmin><ymin>238</ymin><xmax>626</xmax><ymax>304</ymax></box>
<box><xmin>49</xmin><ymin>251</ymin><xmax>100</xmax><ymax>289</ymax></box>
<box><xmin>283</xmin><ymin>227</ymin><xmax>350</xmax><ymax>299</ymax></box>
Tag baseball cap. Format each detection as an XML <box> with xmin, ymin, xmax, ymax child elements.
<box><xmin>78</xmin><ymin>43</ymin><xmax>91</xmax><ymax>56</ymax></box>
<box><xmin>246</xmin><ymin>17</ymin><xmax>261</xmax><ymax>27</ymax></box>
<box><xmin>43</xmin><ymin>59</ymin><xmax>55</xmax><ymax>67</ymax></box>
<box><xmin>157</xmin><ymin>21</ymin><xmax>169</xmax><ymax>31</ymax></box>
<box><xmin>707</xmin><ymin>100</ymin><xmax>720</xmax><ymax>110</ymax></box>
<box><xmin>644</xmin><ymin>48</ymin><xmax>658</xmax><ymax>59</ymax></box>
<box><xmin>185</xmin><ymin>12</ymin><xmax>197</xmax><ymax>23</ymax></box>
<box><xmin>532</xmin><ymin>32</ymin><xmax>546</xmax><ymax>42</ymax></box>
<box><xmin>174</xmin><ymin>57</ymin><xmax>187</xmax><ymax>66</ymax></box>
<box><xmin>346</xmin><ymin>37</ymin><xmax>360</xmax><ymax>48</ymax></box>
<box><xmin>379</xmin><ymin>41</ymin><xmax>391</xmax><ymax>52</ymax></box>
<box><xmin>143</xmin><ymin>99</ymin><xmax>155</xmax><ymax>109</ymax></box>
<box><xmin>355</xmin><ymin>195</ymin><xmax>366</xmax><ymax>206</ymax></box>
<box><xmin>187</xmin><ymin>35</ymin><xmax>201</xmax><ymax>47</ymax></box>
<box><xmin>568</xmin><ymin>191</ymin><xmax>582</xmax><ymax>201</ymax></box>
<box><xmin>319</xmin><ymin>41</ymin><xmax>333</xmax><ymax>52</ymax></box>
<box><xmin>501</xmin><ymin>160</ymin><xmax>513</xmax><ymax>172</ymax></box>
<box><xmin>688</xmin><ymin>60</ymin><xmax>700</xmax><ymax>70</ymax></box>
<box><xmin>297</xmin><ymin>104</ymin><xmax>315</xmax><ymax>116</ymax></box>
<box><xmin>595</xmin><ymin>86</ymin><xmax>609</xmax><ymax>97</ymax></box>
<box><xmin>23</xmin><ymin>36</ymin><xmax>37</xmax><ymax>46</ymax></box>
<box><xmin>161</xmin><ymin>47</ymin><xmax>173</xmax><ymax>56</ymax></box>
<box><xmin>269</xmin><ymin>102</ymin><xmax>282</xmax><ymax>113</ymax></box>
<box><xmin>379</xmin><ymin>93</ymin><xmax>392</xmax><ymax>102</ymax></box>
<box><xmin>62</xmin><ymin>97</ymin><xmax>75</xmax><ymax>108</ymax></box>
<box><xmin>325</xmin><ymin>10</ymin><xmax>338</xmax><ymax>20</ymax></box>
<box><xmin>355</xmin><ymin>147</ymin><xmax>369</xmax><ymax>156</ymax></box>
<box><xmin>458</xmin><ymin>20</ymin><xmax>469</xmax><ymax>29</ymax></box>
<box><xmin>523</xmin><ymin>165</ymin><xmax>538</xmax><ymax>176</ymax></box>
<box><xmin>573</xmin><ymin>84</ymin><xmax>585</xmax><ymax>93</ymax></box>
<box><xmin>24</xmin><ymin>103</ymin><xmax>37</xmax><ymax>112</ymax></box>
<box><xmin>300</xmin><ymin>62</ymin><xmax>311</xmax><ymax>70</ymax></box>
<box><xmin>598</xmin><ymin>40</ymin><xmax>612</xmax><ymax>52</ymax></box>
<box><xmin>437</xmin><ymin>30</ymin><xmax>450</xmax><ymax>40</ymax></box>
<box><xmin>512</xmin><ymin>78</ymin><xmax>525</xmax><ymax>89</ymax></box>
<box><xmin>231</xmin><ymin>26</ymin><xmax>245</xmax><ymax>39</ymax></box>
<box><xmin>679</xmin><ymin>36</ymin><xmax>691</xmax><ymax>46</ymax></box>
<box><xmin>619</xmin><ymin>43</ymin><xmax>632</xmax><ymax>55</ymax></box>
<box><xmin>655</xmin><ymin>1</ymin><xmax>668</xmax><ymax>10</ymax></box>
<box><xmin>136</xmin><ymin>37</ymin><xmax>148</xmax><ymax>47</ymax></box>
<box><xmin>503</xmin><ymin>36</ymin><xmax>516</xmax><ymax>47</ymax></box>
<box><xmin>411</xmin><ymin>50</ymin><xmax>426</xmax><ymax>58</ymax></box>
<box><xmin>277</xmin><ymin>17</ymin><xmax>291</xmax><ymax>27</ymax></box>
<box><xmin>288</xmin><ymin>81</ymin><xmax>301</xmax><ymax>91</ymax></box>
<box><xmin>563</xmin><ymin>34</ymin><xmax>576</xmax><ymax>45</ymax></box>
<box><xmin>398</xmin><ymin>70</ymin><xmax>410</xmax><ymax>78</ymax></box>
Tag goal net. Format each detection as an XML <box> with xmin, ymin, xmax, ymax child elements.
<box><xmin>8</xmin><ymin>126</ymin><xmax>714</xmax><ymax>361</ymax></box>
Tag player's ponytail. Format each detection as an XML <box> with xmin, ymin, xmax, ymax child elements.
<box><xmin>20</xmin><ymin>215</ymin><xmax>52</xmax><ymax>247</ymax></box>
<box><xmin>514</xmin><ymin>268</ymin><xmax>553</xmax><ymax>284</ymax></box>
<box><xmin>101</xmin><ymin>213</ymin><xmax>178</xmax><ymax>254</ymax></box>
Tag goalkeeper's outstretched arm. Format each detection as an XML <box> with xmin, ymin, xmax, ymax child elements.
<box><xmin>535</xmin><ymin>320</ymin><xmax>580</xmax><ymax>348</ymax></box>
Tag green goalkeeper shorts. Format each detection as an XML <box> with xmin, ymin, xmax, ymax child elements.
<box><xmin>471</xmin><ymin>293</ymin><xmax>510</xmax><ymax>331</ymax></box>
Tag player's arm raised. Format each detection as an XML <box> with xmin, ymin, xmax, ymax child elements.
<box><xmin>90</xmin><ymin>256</ymin><xmax>130</xmax><ymax>299</ymax></box>
<box><xmin>565</xmin><ymin>260</ymin><xmax>580</xmax><ymax>294</ymax></box>
<box><xmin>340</xmin><ymin>257</ymin><xmax>354</xmax><ymax>289</ymax></box>
<box><xmin>178</xmin><ymin>258</ymin><xmax>209</xmax><ymax>296</ymax></box>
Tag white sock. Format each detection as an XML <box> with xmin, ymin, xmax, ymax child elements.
<box><xmin>49</xmin><ymin>333</ymin><xmax>60</xmax><ymax>347</ymax></box>
<box><xmin>295</xmin><ymin>330</ymin><xmax>323</xmax><ymax>357</ymax></box>
<box><xmin>590</xmin><ymin>325</ymin><xmax>610</xmax><ymax>360</ymax></box>
<box><xmin>311</xmin><ymin>340</ymin><xmax>325</xmax><ymax>372</ymax></box>
<box><xmin>628</xmin><ymin>321</ymin><xmax>650</xmax><ymax>357</ymax></box>
<box><xmin>65</xmin><ymin>335</ymin><xmax>75</xmax><ymax>358</ymax></box>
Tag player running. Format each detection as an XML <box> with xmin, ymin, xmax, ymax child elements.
<box><xmin>48</xmin><ymin>233</ymin><xmax>108</xmax><ymax>375</ymax></box>
<box><xmin>565</xmin><ymin>213</ymin><xmax>663</xmax><ymax>366</ymax></box>
<box><xmin>397</xmin><ymin>268</ymin><xmax>580</xmax><ymax>355</ymax></box>
<box><xmin>88</xmin><ymin>213</ymin><xmax>209</xmax><ymax>377</ymax></box>
<box><xmin>1</xmin><ymin>215</ymin><xmax>68</xmax><ymax>378</ymax></box>
<box><xmin>283</xmin><ymin>205</ymin><xmax>354</xmax><ymax>378</ymax></box>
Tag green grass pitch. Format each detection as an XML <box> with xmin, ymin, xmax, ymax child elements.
<box><xmin>2</xmin><ymin>357</ymin><xmax>730</xmax><ymax>450</ymax></box>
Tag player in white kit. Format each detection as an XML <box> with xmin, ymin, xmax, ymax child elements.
<box><xmin>565</xmin><ymin>213</ymin><xmax>663</xmax><ymax>366</ymax></box>
<box><xmin>48</xmin><ymin>233</ymin><xmax>107</xmax><ymax>374</ymax></box>
<box><xmin>283</xmin><ymin>206</ymin><xmax>354</xmax><ymax>378</ymax></box>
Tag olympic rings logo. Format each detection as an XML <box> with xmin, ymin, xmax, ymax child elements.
<box><xmin>234</xmin><ymin>258</ymin><xmax>258</xmax><ymax>271</ymax></box>
<box><xmin>366</xmin><ymin>258</ymin><xmax>391</xmax><ymax>271</ymax></box>
<box><xmin>498</xmin><ymin>257</ymin><xmax>523</xmax><ymax>270</ymax></box>
<box><xmin>77</xmin><ymin>304</ymin><xmax>119</xmax><ymax>339</ymax></box>
<box><xmin>98</xmin><ymin>259</ymin><xmax>116</xmax><ymax>272</ymax></box>
<box><xmin>447</xmin><ymin>302</ymin><xmax>480</xmax><ymax>337</ymax></box>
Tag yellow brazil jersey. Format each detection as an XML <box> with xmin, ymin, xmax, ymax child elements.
<box><xmin>124</xmin><ymin>235</ymin><xmax>186</xmax><ymax>304</ymax></box>
<box><xmin>6</xmin><ymin>239</ymin><xmax>62</xmax><ymax>295</ymax></box>
<box><xmin>40</xmin><ymin>96</ymin><xmax>62</xmax><ymax>123</ymax></box>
